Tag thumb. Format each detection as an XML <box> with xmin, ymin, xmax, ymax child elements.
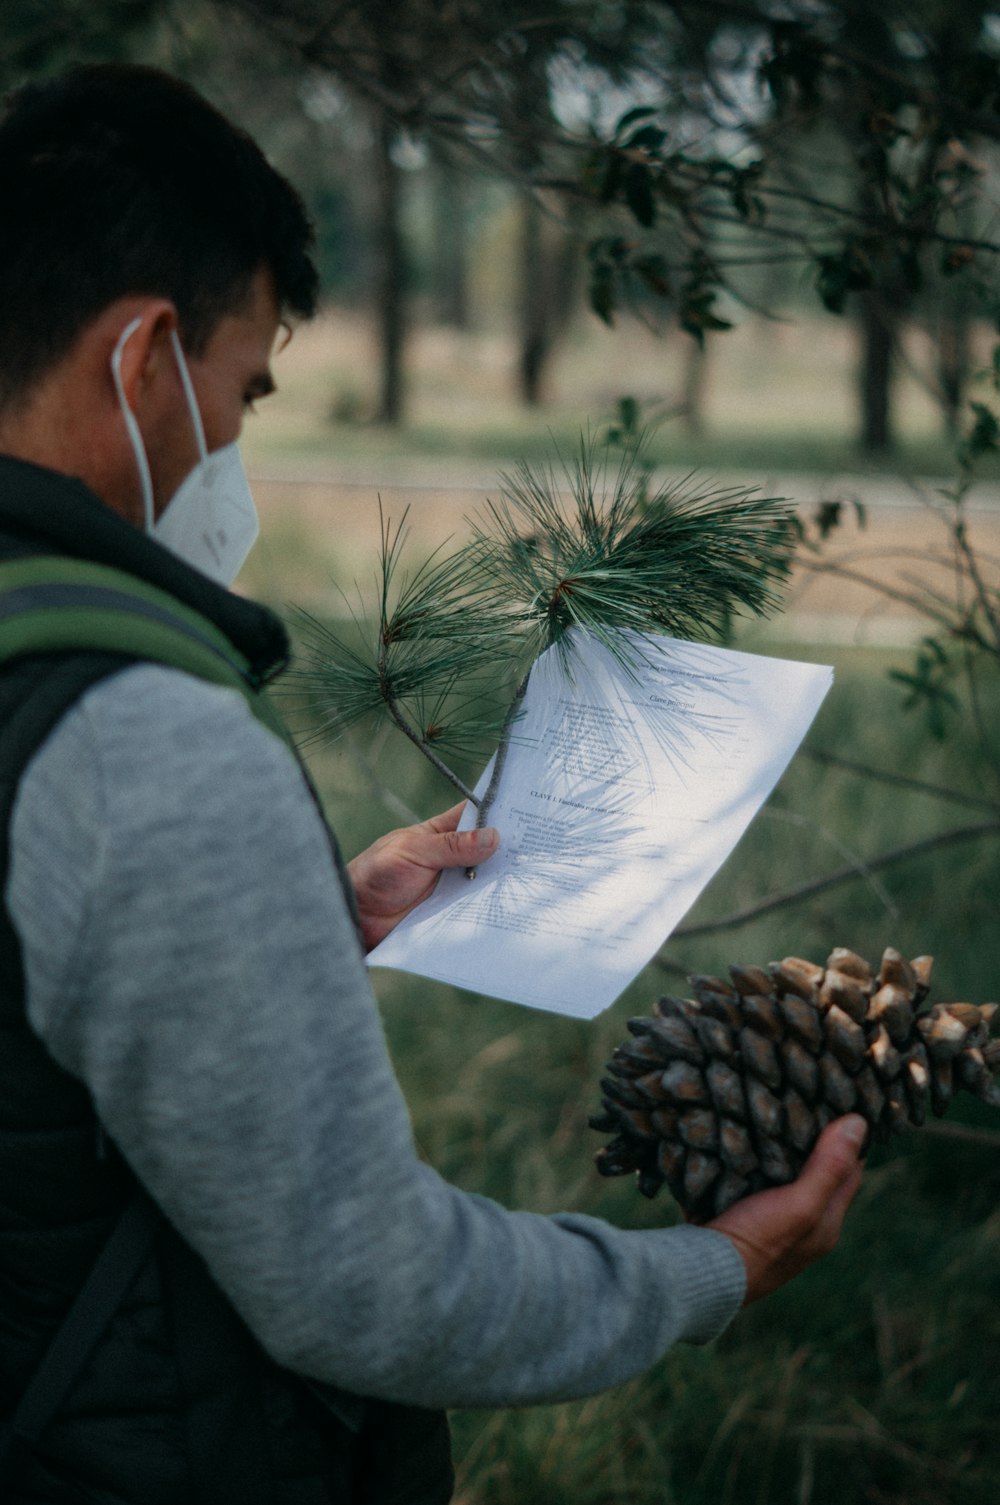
<box><xmin>435</xmin><ymin>825</ymin><xmax>500</xmax><ymax>868</ymax></box>
<box><xmin>798</xmin><ymin>1114</ymin><xmax>867</xmax><ymax>1201</ymax></box>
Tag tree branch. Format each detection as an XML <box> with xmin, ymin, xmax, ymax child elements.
<box><xmin>665</xmin><ymin>820</ymin><xmax>1000</xmax><ymax>943</ymax></box>
<box><xmin>802</xmin><ymin>749</ymin><xmax>1000</xmax><ymax>815</ymax></box>
<box><xmin>794</xmin><ymin>557</ymin><xmax>996</xmax><ymax>652</ymax></box>
<box><xmin>380</xmin><ymin>677</ymin><xmax>481</xmax><ymax>807</ymax></box>
<box><xmin>921</xmin><ymin>1121</ymin><xmax>1000</xmax><ymax>1151</ymax></box>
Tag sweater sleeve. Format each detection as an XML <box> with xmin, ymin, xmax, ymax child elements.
<box><xmin>6</xmin><ymin>664</ymin><xmax>745</xmax><ymax>1409</ymax></box>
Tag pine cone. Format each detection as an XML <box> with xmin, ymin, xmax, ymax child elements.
<box><xmin>590</xmin><ymin>948</ymin><xmax>1000</xmax><ymax>1221</ymax></box>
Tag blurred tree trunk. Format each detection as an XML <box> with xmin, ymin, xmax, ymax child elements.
<box><xmin>516</xmin><ymin>195</ymin><xmax>581</xmax><ymax>407</ymax></box>
<box><xmin>373</xmin><ymin>107</ymin><xmax>406</xmax><ymax>425</ymax></box>
<box><xmin>857</xmin><ymin>290</ymin><xmax>897</xmax><ymax>454</ymax></box>
<box><xmin>682</xmin><ymin>339</ymin><xmax>708</xmax><ymax>436</ymax></box>
<box><xmin>510</xmin><ymin>47</ymin><xmax>570</xmax><ymax>409</ymax></box>
<box><xmin>430</xmin><ymin>146</ymin><xmax>470</xmax><ymax>329</ymax></box>
<box><xmin>937</xmin><ymin>311</ymin><xmax>971</xmax><ymax>437</ymax></box>
<box><xmin>518</xmin><ymin>191</ymin><xmax>548</xmax><ymax>406</ymax></box>
<box><xmin>934</xmin><ymin>199</ymin><xmax>977</xmax><ymax>437</ymax></box>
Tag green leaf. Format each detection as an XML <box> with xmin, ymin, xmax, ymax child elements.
<box><xmin>616</xmin><ymin>396</ymin><xmax>641</xmax><ymax>434</ymax></box>
<box><xmin>731</xmin><ymin>162</ymin><xmax>765</xmax><ymax>222</ymax></box>
<box><xmin>959</xmin><ymin>401</ymin><xmax>1000</xmax><ymax>468</ymax></box>
<box><xmin>815</xmin><ymin>246</ymin><xmax>873</xmax><ymax>314</ymax></box>
<box><xmin>614</xmin><ymin>104</ymin><xmax>658</xmax><ymax>138</ymax></box>
<box><xmin>623</xmin><ymin>124</ymin><xmax>667</xmax><ymax>153</ymax></box>
<box><xmin>809</xmin><ymin>496</ymin><xmax>866</xmax><ymax>542</ymax></box>
<box><xmin>680</xmin><ymin>292</ymin><xmax>733</xmax><ymax>344</ymax></box>
<box><xmin>599</xmin><ymin>151</ymin><xmax>623</xmax><ymax>204</ymax></box>
<box><xmin>814</xmin><ymin>500</ymin><xmax>843</xmax><ymax>539</ymax></box>
<box><xmin>887</xmin><ymin>636</ymin><xmax>959</xmax><ymax>740</ymax></box>
<box><xmin>623</xmin><ymin>162</ymin><xmax>656</xmax><ymax>228</ymax></box>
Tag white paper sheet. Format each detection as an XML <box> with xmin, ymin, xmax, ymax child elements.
<box><xmin>368</xmin><ymin>629</ymin><xmax>832</xmax><ymax>1019</ymax></box>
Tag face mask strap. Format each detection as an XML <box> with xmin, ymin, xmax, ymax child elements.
<box><xmin>110</xmin><ymin>317</ymin><xmax>156</xmax><ymax>533</ymax></box>
<box><xmin>168</xmin><ymin>329</ymin><xmax>209</xmax><ymax>464</ymax></box>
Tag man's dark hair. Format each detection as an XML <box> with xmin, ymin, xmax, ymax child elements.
<box><xmin>0</xmin><ymin>64</ymin><xmax>318</xmax><ymax>408</ymax></box>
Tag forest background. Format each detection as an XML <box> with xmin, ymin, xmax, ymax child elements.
<box><xmin>6</xmin><ymin>4</ymin><xmax>1000</xmax><ymax>1502</ymax></box>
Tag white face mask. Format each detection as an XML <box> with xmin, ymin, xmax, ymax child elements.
<box><xmin>110</xmin><ymin>318</ymin><xmax>260</xmax><ymax>587</ymax></box>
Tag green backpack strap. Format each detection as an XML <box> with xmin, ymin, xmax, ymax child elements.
<box><xmin>0</xmin><ymin>553</ymin><xmax>364</xmax><ymax>937</ymax></box>
<box><xmin>0</xmin><ymin>557</ymin><xmax>292</xmax><ymax>748</ymax></box>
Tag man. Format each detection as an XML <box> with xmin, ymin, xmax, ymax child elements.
<box><xmin>0</xmin><ymin>63</ymin><xmax>864</xmax><ymax>1504</ymax></box>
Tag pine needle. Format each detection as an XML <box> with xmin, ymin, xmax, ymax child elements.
<box><xmin>294</xmin><ymin>441</ymin><xmax>797</xmax><ymax>794</ymax></box>
<box><xmin>471</xmin><ymin>441</ymin><xmax>794</xmax><ymax>673</ymax></box>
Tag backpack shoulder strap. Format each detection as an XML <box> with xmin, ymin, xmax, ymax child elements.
<box><xmin>0</xmin><ymin>1192</ymin><xmax>160</xmax><ymax>1489</ymax></box>
<box><xmin>0</xmin><ymin>557</ymin><xmax>292</xmax><ymax>749</ymax></box>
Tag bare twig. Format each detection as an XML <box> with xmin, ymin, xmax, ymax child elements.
<box><xmin>781</xmin><ymin>1421</ymin><xmax>959</xmax><ymax>1480</ymax></box>
<box><xmin>802</xmin><ymin>749</ymin><xmax>1000</xmax><ymax>815</ymax></box>
<box><xmin>666</xmin><ymin>820</ymin><xmax>1000</xmax><ymax>942</ymax></box>
<box><xmin>920</xmin><ymin>1121</ymin><xmax>1000</xmax><ymax>1151</ymax></box>
<box><xmin>760</xmin><ymin>805</ymin><xmax>899</xmax><ymax>917</ymax></box>
<box><xmin>795</xmin><ymin>557</ymin><xmax>995</xmax><ymax>650</ymax></box>
<box><xmin>954</xmin><ymin>516</ymin><xmax>1000</xmax><ymax>655</ymax></box>
<box><xmin>382</xmin><ymin>688</ymin><xmax>481</xmax><ymax>808</ymax></box>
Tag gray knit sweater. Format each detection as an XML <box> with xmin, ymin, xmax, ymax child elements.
<box><xmin>6</xmin><ymin>664</ymin><xmax>745</xmax><ymax>1409</ymax></box>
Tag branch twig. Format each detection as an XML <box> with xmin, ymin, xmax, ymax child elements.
<box><xmin>802</xmin><ymin>749</ymin><xmax>1000</xmax><ymax>815</ymax></box>
<box><xmin>383</xmin><ymin>689</ymin><xmax>480</xmax><ymax>807</ymax></box>
<box><xmin>466</xmin><ymin>667</ymin><xmax>532</xmax><ymax>879</ymax></box>
<box><xmin>665</xmin><ymin>820</ymin><xmax>1000</xmax><ymax>943</ymax></box>
<box><xmin>920</xmin><ymin>1121</ymin><xmax>1000</xmax><ymax>1151</ymax></box>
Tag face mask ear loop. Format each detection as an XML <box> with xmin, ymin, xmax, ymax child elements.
<box><xmin>169</xmin><ymin>329</ymin><xmax>209</xmax><ymax>463</ymax></box>
<box><xmin>110</xmin><ymin>318</ymin><xmax>156</xmax><ymax>533</ymax></box>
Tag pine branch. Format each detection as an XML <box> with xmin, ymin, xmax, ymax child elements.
<box><xmin>470</xmin><ymin>443</ymin><xmax>795</xmax><ymax>672</ymax></box>
<box><xmin>381</xmin><ymin>682</ymin><xmax>481</xmax><ymax>807</ymax></box>
<box><xmin>295</xmin><ymin>440</ymin><xmax>797</xmax><ymax>809</ymax></box>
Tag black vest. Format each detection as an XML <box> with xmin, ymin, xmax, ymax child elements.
<box><xmin>0</xmin><ymin>457</ymin><xmax>453</xmax><ymax>1505</ymax></box>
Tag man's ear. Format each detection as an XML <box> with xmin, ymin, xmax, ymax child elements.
<box><xmin>101</xmin><ymin>298</ymin><xmax>178</xmax><ymax>416</ymax></box>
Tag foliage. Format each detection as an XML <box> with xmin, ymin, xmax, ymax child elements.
<box><xmin>294</xmin><ymin>440</ymin><xmax>795</xmax><ymax>805</ymax></box>
<box><xmin>803</xmin><ymin>351</ymin><xmax>1000</xmax><ymax>740</ymax></box>
<box><xmin>0</xmin><ymin>0</ymin><xmax>162</xmax><ymax>87</ymax></box>
<box><xmin>210</xmin><ymin>0</ymin><xmax>1000</xmax><ymax>340</ymax></box>
<box><xmin>888</xmin><ymin>637</ymin><xmax>960</xmax><ymax>740</ymax></box>
<box><xmin>581</xmin><ymin>1</ymin><xmax>1000</xmax><ymax>333</ymax></box>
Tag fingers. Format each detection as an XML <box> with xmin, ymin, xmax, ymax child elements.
<box><xmin>346</xmin><ymin>811</ymin><xmax>501</xmax><ymax>950</ymax></box>
<box><xmin>708</xmin><ymin>1114</ymin><xmax>867</xmax><ymax>1305</ymax></box>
